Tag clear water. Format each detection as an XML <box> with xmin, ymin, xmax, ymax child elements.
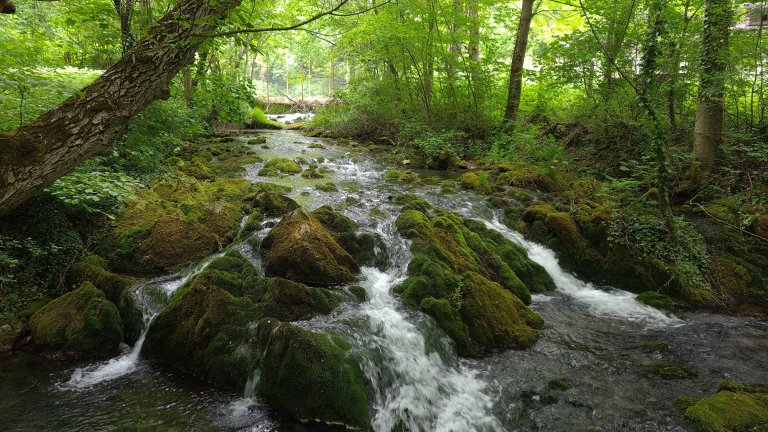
<box><xmin>1</xmin><ymin>130</ymin><xmax>765</xmax><ymax>432</ymax></box>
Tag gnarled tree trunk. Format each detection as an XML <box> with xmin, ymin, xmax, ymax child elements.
<box><xmin>0</xmin><ymin>0</ymin><xmax>243</xmax><ymax>216</ymax></box>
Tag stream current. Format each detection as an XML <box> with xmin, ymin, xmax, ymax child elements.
<box><xmin>1</xmin><ymin>130</ymin><xmax>765</xmax><ymax>432</ymax></box>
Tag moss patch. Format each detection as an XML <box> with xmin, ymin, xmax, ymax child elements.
<box><xmin>30</xmin><ymin>282</ymin><xmax>123</xmax><ymax>358</ymax></box>
<box><xmin>394</xmin><ymin>204</ymin><xmax>553</xmax><ymax>356</ymax></box>
<box><xmin>261</xmin><ymin>208</ymin><xmax>360</xmax><ymax>285</ymax></box>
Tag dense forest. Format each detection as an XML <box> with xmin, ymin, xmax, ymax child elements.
<box><xmin>1</xmin><ymin>0</ymin><xmax>767</xmax><ymax>431</ymax></box>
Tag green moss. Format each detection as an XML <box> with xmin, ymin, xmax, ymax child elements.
<box><xmin>316</xmin><ymin>182</ymin><xmax>339</xmax><ymax>192</ymax></box>
<box><xmin>384</xmin><ymin>169</ymin><xmax>422</xmax><ymax>184</ymax></box>
<box><xmin>66</xmin><ymin>254</ymin><xmax>143</xmax><ymax>344</ymax></box>
<box><xmin>392</xmin><ymin>194</ymin><xmax>433</xmax><ymax>213</ymax></box>
<box><xmin>348</xmin><ymin>285</ymin><xmax>367</xmax><ymax>302</ymax></box>
<box><xmin>419</xmin><ymin>296</ymin><xmax>470</xmax><ymax>355</ymax></box>
<box><xmin>258</xmin><ymin>158</ymin><xmax>302</xmax><ymax>176</ymax></box>
<box><xmin>30</xmin><ymin>282</ymin><xmax>123</xmax><ymax>358</ymax></box>
<box><xmin>718</xmin><ymin>380</ymin><xmax>768</xmax><ymax>394</ymax></box>
<box><xmin>459</xmin><ymin>272</ymin><xmax>541</xmax><ymax>353</ymax></box>
<box><xmin>101</xmin><ymin>175</ymin><xmax>252</xmax><ymax>274</ymax></box>
<box><xmin>248</xmin><ymin>137</ymin><xmax>267</xmax><ymax>145</ymax></box>
<box><xmin>252</xmin><ymin>191</ymin><xmax>298</xmax><ymax>217</ymax></box>
<box><xmin>459</xmin><ymin>171</ymin><xmax>492</xmax><ymax>194</ymax></box>
<box><xmin>684</xmin><ymin>391</ymin><xmax>768</xmax><ymax>431</ymax></box>
<box><xmin>636</xmin><ymin>291</ymin><xmax>675</xmax><ymax>310</ymax></box>
<box><xmin>301</xmin><ymin>168</ymin><xmax>324</xmax><ymax>179</ymax></box>
<box><xmin>395</xmin><ymin>209</ymin><xmax>432</xmax><ymax>239</ymax></box>
<box><xmin>261</xmin><ymin>208</ymin><xmax>360</xmax><ymax>285</ymax></box>
<box><xmin>395</xmin><ymin>207</ymin><xmax>552</xmax><ymax>356</ymax></box>
<box><xmin>652</xmin><ymin>364</ymin><xmax>698</xmax><ymax>379</ymax></box>
<box><xmin>673</xmin><ymin>396</ymin><xmax>700</xmax><ymax>415</ymax></box>
<box><xmin>258</xmin><ymin>322</ymin><xmax>370</xmax><ymax>429</ymax></box>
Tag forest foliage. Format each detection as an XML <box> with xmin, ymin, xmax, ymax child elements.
<box><xmin>0</xmin><ymin>0</ymin><xmax>767</xmax><ymax>318</ymax></box>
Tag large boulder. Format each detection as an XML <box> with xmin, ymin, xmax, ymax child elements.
<box><xmin>312</xmin><ymin>205</ymin><xmax>387</xmax><ymax>268</ymax></box>
<box><xmin>67</xmin><ymin>254</ymin><xmax>143</xmax><ymax>344</ymax></box>
<box><xmin>261</xmin><ymin>208</ymin><xmax>360</xmax><ymax>285</ymax></box>
<box><xmin>144</xmin><ymin>253</ymin><xmax>369</xmax><ymax>429</ymax></box>
<box><xmin>394</xmin><ymin>204</ymin><xmax>553</xmax><ymax>356</ymax></box>
<box><xmin>30</xmin><ymin>282</ymin><xmax>123</xmax><ymax>358</ymax></box>
<box><xmin>100</xmin><ymin>176</ymin><xmax>254</xmax><ymax>274</ymax></box>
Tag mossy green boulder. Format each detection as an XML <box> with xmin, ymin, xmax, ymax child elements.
<box><xmin>258</xmin><ymin>158</ymin><xmax>302</xmax><ymax>176</ymax></box>
<box><xmin>144</xmin><ymin>254</ymin><xmax>369</xmax><ymax>429</ymax></box>
<box><xmin>100</xmin><ymin>175</ymin><xmax>254</xmax><ymax>274</ymax></box>
<box><xmin>261</xmin><ymin>208</ymin><xmax>360</xmax><ymax>285</ymax></box>
<box><xmin>682</xmin><ymin>382</ymin><xmax>768</xmax><ymax>431</ymax></box>
<box><xmin>251</xmin><ymin>191</ymin><xmax>298</xmax><ymax>217</ymax></box>
<box><xmin>30</xmin><ymin>282</ymin><xmax>123</xmax><ymax>358</ymax></box>
<box><xmin>312</xmin><ymin>205</ymin><xmax>386</xmax><ymax>268</ymax></box>
<box><xmin>394</xmin><ymin>204</ymin><xmax>553</xmax><ymax>356</ymax></box>
<box><xmin>67</xmin><ymin>254</ymin><xmax>143</xmax><ymax>344</ymax></box>
<box><xmin>258</xmin><ymin>321</ymin><xmax>370</xmax><ymax>428</ymax></box>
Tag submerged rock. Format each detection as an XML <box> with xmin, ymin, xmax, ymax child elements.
<box><xmin>261</xmin><ymin>208</ymin><xmax>360</xmax><ymax>285</ymax></box>
<box><xmin>30</xmin><ymin>282</ymin><xmax>123</xmax><ymax>358</ymax></box>
<box><xmin>394</xmin><ymin>204</ymin><xmax>553</xmax><ymax>356</ymax></box>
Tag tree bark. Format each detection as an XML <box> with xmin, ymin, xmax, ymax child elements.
<box><xmin>0</xmin><ymin>0</ymin><xmax>243</xmax><ymax>215</ymax></box>
<box><xmin>503</xmin><ymin>0</ymin><xmax>535</xmax><ymax>132</ymax></box>
<box><xmin>693</xmin><ymin>0</ymin><xmax>732</xmax><ymax>177</ymax></box>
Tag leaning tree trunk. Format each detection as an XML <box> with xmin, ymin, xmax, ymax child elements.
<box><xmin>0</xmin><ymin>0</ymin><xmax>243</xmax><ymax>216</ymax></box>
<box><xmin>693</xmin><ymin>0</ymin><xmax>732</xmax><ymax>177</ymax></box>
<box><xmin>503</xmin><ymin>0</ymin><xmax>535</xmax><ymax>133</ymax></box>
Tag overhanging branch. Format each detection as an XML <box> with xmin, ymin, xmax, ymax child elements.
<box><xmin>194</xmin><ymin>0</ymin><xmax>391</xmax><ymax>38</ymax></box>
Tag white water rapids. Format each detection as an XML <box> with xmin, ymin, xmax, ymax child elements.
<box><xmin>483</xmin><ymin>216</ymin><xmax>685</xmax><ymax>329</ymax></box>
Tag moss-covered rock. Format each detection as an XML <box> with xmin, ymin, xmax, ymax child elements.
<box><xmin>67</xmin><ymin>254</ymin><xmax>143</xmax><ymax>344</ymax></box>
<box><xmin>30</xmin><ymin>282</ymin><xmax>123</xmax><ymax>358</ymax></box>
<box><xmin>312</xmin><ymin>205</ymin><xmax>386</xmax><ymax>268</ymax></box>
<box><xmin>251</xmin><ymin>191</ymin><xmax>298</xmax><ymax>217</ymax></box>
<box><xmin>100</xmin><ymin>176</ymin><xmax>253</xmax><ymax>274</ymax></box>
<box><xmin>684</xmin><ymin>389</ymin><xmax>768</xmax><ymax>431</ymax></box>
<box><xmin>316</xmin><ymin>182</ymin><xmax>339</xmax><ymax>192</ymax></box>
<box><xmin>395</xmin><ymin>207</ymin><xmax>552</xmax><ymax>356</ymax></box>
<box><xmin>0</xmin><ymin>320</ymin><xmax>22</xmax><ymax>354</ymax></box>
<box><xmin>384</xmin><ymin>169</ymin><xmax>421</xmax><ymax>184</ymax></box>
<box><xmin>144</xmin><ymin>254</ymin><xmax>368</xmax><ymax>428</ymax></box>
<box><xmin>651</xmin><ymin>364</ymin><xmax>697</xmax><ymax>379</ymax></box>
<box><xmin>261</xmin><ymin>208</ymin><xmax>360</xmax><ymax>285</ymax></box>
<box><xmin>636</xmin><ymin>291</ymin><xmax>675</xmax><ymax>311</ymax></box>
<box><xmin>258</xmin><ymin>322</ymin><xmax>370</xmax><ymax>429</ymax></box>
<box><xmin>459</xmin><ymin>171</ymin><xmax>492</xmax><ymax>194</ymax></box>
<box><xmin>258</xmin><ymin>158</ymin><xmax>302</xmax><ymax>176</ymax></box>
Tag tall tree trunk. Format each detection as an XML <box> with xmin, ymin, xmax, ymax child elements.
<box><xmin>503</xmin><ymin>0</ymin><xmax>535</xmax><ymax>132</ymax></box>
<box><xmin>693</xmin><ymin>0</ymin><xmax>732</xmax><ymax>177</ymax></box>
<box><xmin>0</xmin><ymin>0</ymin><xmax>243</xmax><ymax>215</ymax></box>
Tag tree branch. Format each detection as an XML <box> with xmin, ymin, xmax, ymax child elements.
<box><xmin>193</xmin><ymin>0</ymin><xmax>390</xmax><ymax>38</ymax></box>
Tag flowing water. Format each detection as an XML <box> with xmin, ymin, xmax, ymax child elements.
<box><xmin>1</xmin><ymin>130</ymin><xmax>765</xmax><ymax>432</ymax></box>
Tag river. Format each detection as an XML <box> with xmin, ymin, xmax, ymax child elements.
<box><xmin>1</xmin><ymin>130</ymin><xmax>765</xmax><ymax>432</ymax></box>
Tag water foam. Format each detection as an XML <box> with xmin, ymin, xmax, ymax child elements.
<box><xmin>358</xmin><ymin>266</ymin><xmax>504</xmax><ymax>432</ymax></box>
<box><xmin>483</xmin><ymin>217</ymin><xmax>684</xmax><ymax>328</ymax></box>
